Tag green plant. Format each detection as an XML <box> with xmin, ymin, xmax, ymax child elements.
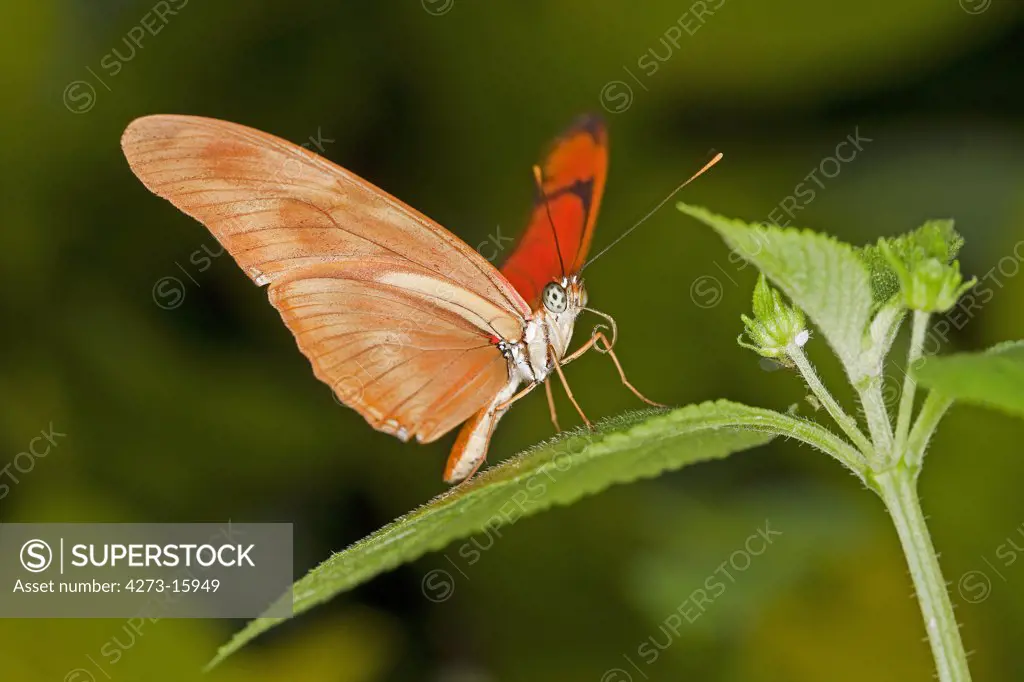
<box><xmin>676</xmin><ymin>203</ymin><xmax>982</xmax><ymax>682</ymax></box>
<box><xmin>208</xmin><ymin>203</ymin><xmax>1013</xmax><ymax>682</ymax></box>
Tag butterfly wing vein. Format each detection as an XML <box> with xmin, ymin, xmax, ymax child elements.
<box><xmin>122</xmin><ymin>115</ymin><xmax>528</xmax><ymax>444</ymax></box>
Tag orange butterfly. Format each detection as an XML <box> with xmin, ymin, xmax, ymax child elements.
<box><xmin>122</xmin><ymin>114</ymin><xmax>709</xmax><ymax>482</ymax></box>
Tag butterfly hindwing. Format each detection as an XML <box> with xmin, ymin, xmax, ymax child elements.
<box><xmin>269</xmin><ymin>259</ymin><xmax>512</xmax><ymax>443</ymax></box>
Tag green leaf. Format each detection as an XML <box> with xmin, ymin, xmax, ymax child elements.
<box><xmin>208</xmin><ymin>402</ymin><xmax>779</xmax><ymax>669</ymax></box>
<box><xmin>914</xmin><ymin>341</ymin><xmax>1024</xmax><ymax>418</ymax></box>
<box><xmin>858</xmin><ymin>219</ymin><xmax>963</xmax><ymax>303</ymax></box>
<box><xmin>678</xmin><ymin>203</ymin><xmax>873</xmax><ymax>375</ymax></box>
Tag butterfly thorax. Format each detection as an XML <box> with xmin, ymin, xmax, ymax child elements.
<box><xmin>501</xmin><ymin>276</ymin><xmax>586</xmax><ymax>384</ymax></box>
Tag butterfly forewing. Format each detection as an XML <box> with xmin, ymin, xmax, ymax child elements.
<box><xmin>121</xmin><ymin>115</ymin><xmax>530</xmax><ymax>318</ymax></box>
<box><xmin>500</xmin><ymin>114</ymin><xmax>607</xmax><ymax>306</ymax></box>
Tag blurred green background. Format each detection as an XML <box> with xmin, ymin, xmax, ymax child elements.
<box><xmin>3</xmin><ymin>1</ymin><xmax>1024</xmax><ymax>680</ymax></box>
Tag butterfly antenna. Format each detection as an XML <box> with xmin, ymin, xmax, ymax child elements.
<box><xmin>533</xmin><ymin>164</ymin><xmax>566</xmax><ymax>278</ymax></box>
<box><xmin>580</xmin><ymin>151</ymin><xmax>723</xmax><ymax>272</ymax></box>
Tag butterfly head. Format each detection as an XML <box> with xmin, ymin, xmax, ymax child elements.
<box><xmin>542</xmin><ymin>276</ymin><xmax>587</xmax><ymax>315</ymax></box>
<box><xmin>528</xmin><ymin>275</ymin><xmax>587</xmax><ymax>371</ymax></box>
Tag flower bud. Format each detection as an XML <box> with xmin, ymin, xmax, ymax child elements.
<box><xmin>738</xmin><ymin>274</ymin><xmax>809</xmax><ymax>362</ymax></box>
<box><xmin>882</xmin><ymin>243</ymin><xmax>976</xmax><ymax>313</ymax></box>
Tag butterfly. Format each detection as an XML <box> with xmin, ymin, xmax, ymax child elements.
<box><xmin>122</xmin><ymin>114</ymin><xmax>716</xmax><ymax>483</ymax></box>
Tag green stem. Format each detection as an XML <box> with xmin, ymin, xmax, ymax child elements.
<box><xmin>874</xmin><ymin>467</ymin><xmax>972</xmax><ymax>682</ymax></box>
<box><xmin>858</xmin><ymin>376</ymin><xmax>894</xmax><ymax>462</ymax></box>
<box><xmin>894</xmin><ymin>311</ymin><xmax>930</xmax><ymax>452</ymax></box>
<box><xmin>905</xmin><ymin>391</ymin><xmax>954</xmax><ymax>469</ymax></box>
<box><xmin>787</xmin><ymin>344</ymin><xmax>876</xmax><ymax>460</ymax></box>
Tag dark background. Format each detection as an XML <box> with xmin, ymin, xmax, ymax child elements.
<box><xmin>3</xmin><ymin>1</ymin><xmax>1024</xmax><ymax>680</ymax></box>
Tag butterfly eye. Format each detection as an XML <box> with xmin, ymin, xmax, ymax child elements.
<box><xmin>542</xmin><ymin>282</ymin><xmax>568</xmax><ymax>313</ymax></box>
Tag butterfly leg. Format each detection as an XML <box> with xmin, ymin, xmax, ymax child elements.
<box><xmin>552</xmin><ymin>349</ymin><xmax>592</xmax><ymax>429</ymax></box>
<box><xmin>591</xmin><ymin>331</ymin><xmax>666</xmax><ymax>408</ymax></box>
<box><xmin>560</xmin><ymin>334</ymin><xmax>598</xmax><ymax>366</ymax></box>
<box><xmin>544</xmin><ymin>379</ymin><xmax>562</xmax><ymax>433</ymax></box>
<box><xmin>495</xmin><ymin>381</ymin><xmax>539</xmax><ymax>411</ymax></box>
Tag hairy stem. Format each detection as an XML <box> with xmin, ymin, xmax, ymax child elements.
<box><xmin>894</xmin><ymin>310</ymin><xmax>930</xmax><ymax>451</ymax></box>
<box><xmin>859</xmin><ymin>377</ymin><xmax>895</xmax><ymax>460</ymax></box>
<box><xmin>874</xmin><ymin>467</ymin><xmax>972</xmax><ymax>682</ymax></box>
<box><xmin>905</xmin><ymin>391</ymin><xmax>954</xmax><ymax>469</ymax></box>
<box><xmin>731</xmin><ymin>409</ymin><xmax>868</xmax><ymax>482</ymax></box>
<box><xmin>787</xmin><ymin>344</ymin><xmax>876</xmax><ymax>460</ymax></box>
